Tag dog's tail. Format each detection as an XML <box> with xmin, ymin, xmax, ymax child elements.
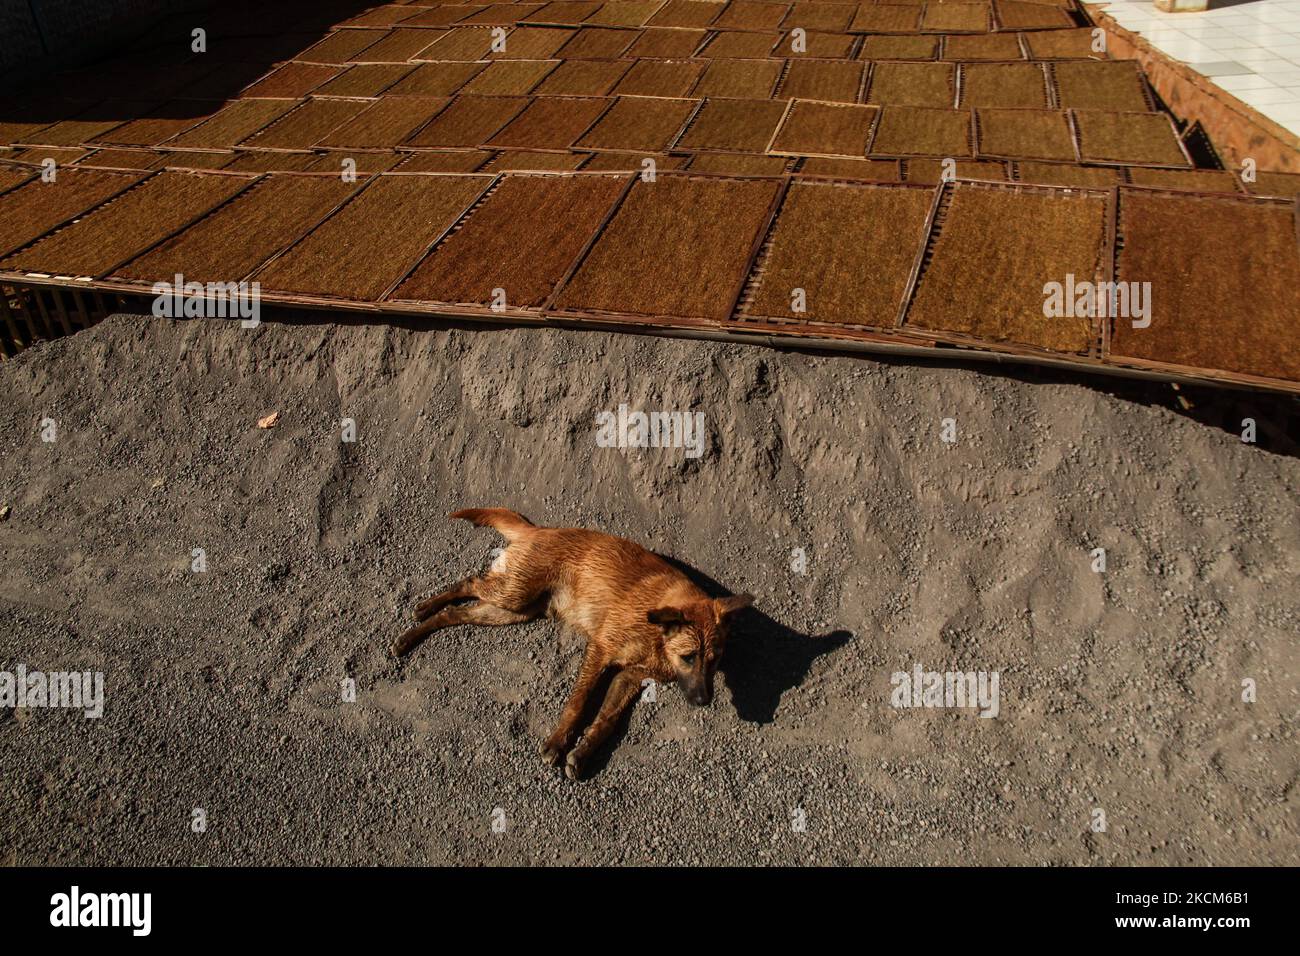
<box><xmin>450</xmin><ymin>507</ymin><xmax>536</xmax><ymax>542</ymax></box>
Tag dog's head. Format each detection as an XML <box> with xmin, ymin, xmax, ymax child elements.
<box><xmin>647</xmin><ymin>594</ymin><xmax>754</xmax><ymax>706</ymax></box>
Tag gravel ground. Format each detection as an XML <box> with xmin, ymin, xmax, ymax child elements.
<box><xmin>0</xmin><ymin>313</ymin><xmax>1296</xmax><ymax>865</ymax></box>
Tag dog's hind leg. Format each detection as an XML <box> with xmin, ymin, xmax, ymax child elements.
<box><xmin>439</xmin><ymin>601</ymin><xmax>539</xmax><ymax>628</ymax></box>
<box><xmin>392</xmin><ymin>614</ymin><xmax>442</xmax><ymax>657</ymax></box>
<box><xmin>412</xmin><ymin>577</ymin><xmax>477</xmax><ymax>621</ymax></box>
<box><xmin>563</xmin><ymin>670</ymin><xmax>641</xmax><ymax>781</ymax></box>
<box><xmin>394</xmin><ymin>596</ymin><xmax>543</xmax><ymax>657</ymax></box>
<box><xmin>412</xmin><ymin>555</ymin><xmax>540</xmax><ymax>621</ymax></box>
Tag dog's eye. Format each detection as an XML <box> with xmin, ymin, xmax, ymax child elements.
<box><xmin>679</xmin><ymin>653</ymin><xmax>696</xmax><ymax>667</ymax></box>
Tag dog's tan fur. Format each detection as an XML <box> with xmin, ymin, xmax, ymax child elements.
<box><xmin>393</xmin><ymin>508</ymin><xmax>752</xmax><ymax>779</ymax></box>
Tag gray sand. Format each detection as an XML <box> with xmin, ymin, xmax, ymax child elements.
<box><xmin>0</xmin><ymin>314</ymin><xmax>1296</xmax><ymax>865</ymax></box>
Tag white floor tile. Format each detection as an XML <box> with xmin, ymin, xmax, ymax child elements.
<box><xmin>1238</xmin><ymin>88</ymin><xmax>1300</xmax><ymax>105</ymax></box>
<box><xmin>1188</xmin><ymin>60</ymin><xmax>1253</xmax><ymax>74</ymax></box>
<box><xmin>1216</xmin><ymin>73</ymin><xmax>1284</xmax><ymax>89</ymax></box>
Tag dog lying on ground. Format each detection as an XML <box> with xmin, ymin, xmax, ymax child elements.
<box><xmin>393</xmin><ymin>508</ymin><xmax>753</xmax><ymax>780</ymax></box>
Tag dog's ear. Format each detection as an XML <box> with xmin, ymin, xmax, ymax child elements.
<box><xmin>713</xmin><ymin>594</ymin><xmax>754</xmax><ymax>620</ymax></box>
<box><xmin>647</xmin><ymin>606</ymin><xmax>689</xmax><ymax>628</ymax></box>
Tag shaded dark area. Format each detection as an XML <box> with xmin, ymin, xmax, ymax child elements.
<box><xmin>1181</xmin><ymin>120</ymin><xmax>1227</xmax><ymax>170</ymax></box>
<box><xmin>1</xmin><ymin>0</ymin><xmax>204</xmax><ymax>74</ymax></box>
<box><xmin>1</xmin><ymin>0</ymin><xmax>377</xmax><ymax>127</ymax></box>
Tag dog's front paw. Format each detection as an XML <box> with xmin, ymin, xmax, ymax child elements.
<box><xmin>540</xmin><ymin>742</ymin><xmax>564</xmax><ymax>768</ymax></box>
<box><xmin>564</xmin><ymin>749</ymin><xmax>586</xmax><ymax>781</ymax></box>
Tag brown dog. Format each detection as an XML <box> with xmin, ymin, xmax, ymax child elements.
<box><xmin>393</xmin><ymin>508</ymin><xmax>752</xmax><ymax>780</ymax></box>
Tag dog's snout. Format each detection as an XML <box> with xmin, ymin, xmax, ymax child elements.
<box><xmin>688</xmin><ymin>687</ymin><xmax>712</xmax><ymax>707</ymax></box>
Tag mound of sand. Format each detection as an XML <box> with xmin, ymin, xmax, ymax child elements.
<box><xmin>0</xmin><ymin>314</ymin><xmax>1295</xmax><ymax>865</ymax></box>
